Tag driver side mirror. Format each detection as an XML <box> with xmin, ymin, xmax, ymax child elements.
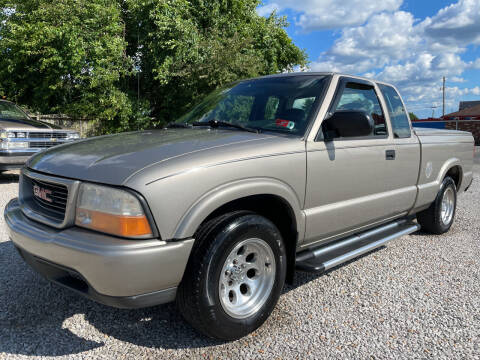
<box><xmin>322</xmin><ymin>110</ymin><xmax>374</xmax><ymax>141</ymax></box>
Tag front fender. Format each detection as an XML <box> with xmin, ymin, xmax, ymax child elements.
<box><xmin>172</xmin><ymin>177</ymin><xmax>306</xmax><ymax>241</ymax></box>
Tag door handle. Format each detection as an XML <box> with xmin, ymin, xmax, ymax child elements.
<box><xmin>386</xmin><ymin>149</ymin><xmax>396</xmax><ymax>160</ymax></box>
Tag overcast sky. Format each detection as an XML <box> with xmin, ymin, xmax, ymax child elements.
<box><xmin>258</xmin><ymin>0</ymin><xmax>480</xmax><ymax>118</ymax></box>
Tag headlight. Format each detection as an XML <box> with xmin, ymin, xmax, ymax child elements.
<box><xmin>66</xmin><ymin>132</ymin><xmax>80</xmax><ymax>140</ymax></box>
<box><xmin>16</xmin><ymin>132</ymin><xmax>26</xmax><ymax>138</ymax></box>
<box><xmin>0</xmin><ymin>141</ymin><xmax>29</xmax><ymax>149</ymax></box>
<box><xmin>75</xmin><ymin>183</ymin><xmax>153</xmax><ymax>238</ymax></box>
<box><xmin>0</xmin><ymin>131</ymin><xmax>15</xmax><ymax>138</ymax></box>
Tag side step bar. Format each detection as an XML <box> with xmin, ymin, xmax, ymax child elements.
<box><xmin>296</xmin><ymin>219</ymin><xmax>420</xmax><ymax>273</ymax></box>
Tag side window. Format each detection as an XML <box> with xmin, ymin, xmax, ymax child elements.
<box><xmin>332</xmin><ymin>82</ymin><xmax>387</xmax><ymax>137</ymax></box>
<box><xmin>378</xmin><ymin>84</ymin><xmax>411</xmax><ymax>138</ymax></box>
<box><xmin>292</xmin><ymin>97</ymin><xmax>315</xmax><ymax>113</ymax></box>
<box><xmin>286</xmin><ymin>97</ymin><xmax>316</xmax><ymax>123</ymax></box>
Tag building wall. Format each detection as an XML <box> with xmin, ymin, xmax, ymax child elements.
<box><xmin>459</xmin><ymin>101</ymin><xmax>480</xmax><ymax>111</ymax></box>
<box><xmin>445</xmin><ymin>121</ymin><xmax>480</xmax><ymax>145</ymax></box>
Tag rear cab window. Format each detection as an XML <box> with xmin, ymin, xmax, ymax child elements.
<box><xmin>264</xmin><ymin>96</ymin><xmax>280</xmax><ymax>121</ymax></box>
<box><xmin>378</xmin><ymin>84</ymin><xmax>411</xmax><ymax>138</ymax></box>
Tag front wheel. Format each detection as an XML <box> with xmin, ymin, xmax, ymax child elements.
<box><xmin>176</xmin><ymin>211</ymin><xmax>287</xmax><ymax>340</ymax></box>
<box><xmin>417</xmin><ymin>176</ymin><xmax>457</xmax><ymax>234</ymax></box>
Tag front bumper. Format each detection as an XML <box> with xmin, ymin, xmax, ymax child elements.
<box><xmin>5</xmin><ymin>198</ymin><xmax>194</xmax><ymax>308</ymax></box>
<box><xmin>0</xmin><ymin>153</ymin><xmax>31</xmax><ymax>170</ymax></box>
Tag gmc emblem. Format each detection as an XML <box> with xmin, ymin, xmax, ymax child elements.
<box><xmin>33</xmin><ymin>185</ymin><xmax>53</xmax><ymax>203</ymax></box>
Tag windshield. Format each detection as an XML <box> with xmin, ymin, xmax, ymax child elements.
<box><xmin>0</xmin><ymin>101</ymin><xmax>29</xmax><ymax>120</ymax></box>
<box><xmin>176</xmin><ymin>75</ymin><xmax>330</xmax><ymax>136</ymax></box>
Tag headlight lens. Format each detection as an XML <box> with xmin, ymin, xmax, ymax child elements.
<box><xmin>75</xmin><ymin>183</ymin><xmax>153</xmax><ymax>238</ymax></box>
<box><xmin>16</xmin><ymin>132</ymin><xmax>26</xmax><ymax>138</ymax></box>
<box><xmin>0</xmin><ymin>131</ymin><xmax>15</xmax><ymax>138</ymax></box>
<box><xmin>66</xmin><ymin>132</ymin><xmax>80</xmax><ymax>140</ymax></box>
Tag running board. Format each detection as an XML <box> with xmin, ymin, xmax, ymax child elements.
<box><xmin>296</xmin><ymin>220</ymin><xmax>420</xmax><ymax>273</ymax></box>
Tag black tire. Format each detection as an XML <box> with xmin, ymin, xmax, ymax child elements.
<box><xmin>417</xmin><ymin>176</ymin><xmax>457</xmax><ymax>234</ymax></box>
<box><xmin>176</xmin><ymin>211</ymin><xmax>287</xmax><ymax>340</ymax></box>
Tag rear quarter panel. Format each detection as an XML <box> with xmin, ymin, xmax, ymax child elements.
<box><xmin>413</xmin><ymin>129</ymin><xmax>474</xmax><ymax>211</ymax></box>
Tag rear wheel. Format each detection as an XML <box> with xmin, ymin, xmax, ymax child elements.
<box><xmin>176</xmin><ymin>211</ymin><xmax>287</xmax><ymax>340</ymax></box>
<box><xmin>417</xmin><ymin>176</ymin><xmax>457</xmax><ymax>234</ymax></box>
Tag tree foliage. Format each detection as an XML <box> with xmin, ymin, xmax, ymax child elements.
<box><xmin>409</xmin><ymin>112</ymin><xmax>419</xmax><ymax>121</ymax></box>
<box><xmin>0</xmin><ymin>0</ymin><xmax>307</xmax><ymax>133</ymax></box>
<box><xmin>0</xmin><ymin>0</ymin><xmax>132</xmax><ymax>125</ymax></box>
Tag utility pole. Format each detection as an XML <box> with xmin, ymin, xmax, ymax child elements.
<box><xmin>137</xmin><ymin>22</ymin><xmax>140</xmax><ymax>105</ymax></box>
<box><xmin>442</xmin><ymin>76</ymin><xmax>446</xmax><ymax>118</ymax></box>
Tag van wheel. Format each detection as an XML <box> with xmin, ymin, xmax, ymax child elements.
<box><xmin>417</xmin><ymin>176</ymin><xmax>457</xmax><ymax>234</ymax></box>
<box><xmin>176</xmin><ymin>211</ymin><xmax>287</xmax><ymax>340</ymax></box>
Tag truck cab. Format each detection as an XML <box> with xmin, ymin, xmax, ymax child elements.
<box><xmin>302</xmin><ymin>74</ymin><xmax>473</xmax><ymax>247</ymax></box>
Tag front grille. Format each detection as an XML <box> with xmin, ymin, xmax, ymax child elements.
<box><xmin>19</xmin><ymin>170</ymin><xmax>78</xmax><ymax>228</ymax></box>
<box><xmin>29</xmin><ymin>177</ymin><xmax>68</xmax><ymax>220</ymax></box>
<box><xmin>29</xmin><ymin>141</ymin><xmax>64</xmax><ymax>148</ymax></box>
<box><xmin>28</xmin><ymin>132</ymin><xmax>68</xmax><ymax>139</ymax></box>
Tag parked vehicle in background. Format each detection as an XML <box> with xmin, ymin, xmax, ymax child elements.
<box><xmin>0</xmin><ymin>100</ymin><xmax>80</xmax><ymax>172</ymax></box>
<box><xmin>4</xmin><ymin>73</ymin><xmax>475</xmax><ymax>340</ymax></box>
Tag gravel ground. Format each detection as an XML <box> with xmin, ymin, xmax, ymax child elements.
<box><xmin>1</xmin><ymin>153</ymin><xmax>479</xmax><ymax>359</ymax></box>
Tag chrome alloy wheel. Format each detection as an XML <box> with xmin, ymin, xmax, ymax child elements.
<box><xmin>441</xmin><ymin>186</ymin><xmax>455</xmax><ymax>225</ymax></box>
<box><xmin>219</xmin><ymin>238</ymin><xmax>276</xmax><ymax>319</ymax></box>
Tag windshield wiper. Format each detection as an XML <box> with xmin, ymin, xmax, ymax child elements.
<box><xmin>165</xmin><ymin>122</ymin><xmax>192</xmax><ymax>129</ymax></box>
<box><xmin>192</xmin><ymin>120</ymin><xmax>260</xmax><ymax>133</ymax></box>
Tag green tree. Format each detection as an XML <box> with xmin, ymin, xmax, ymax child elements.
<box><xmin>409</xmin><ymin>112</ymin><xmax>419</xmax><ymax>121</ymax></box>
<box><xmin>0</xmin><ymin>0</ymin><xmax>133</xmax><ymax>128</ymax></box>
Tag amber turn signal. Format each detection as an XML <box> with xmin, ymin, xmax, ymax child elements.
<box><xmin>76</xmin><ymin>208</ymin><xmax>152</xmax><ymax>238</ymax></box>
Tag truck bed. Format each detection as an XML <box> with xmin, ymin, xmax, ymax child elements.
<box><xmin>414</xmin><ymin>127</ymin><xmax>473</xmax><ymax>140</ymax></box>
<box><xmin>412</xmin><ymin>127</ymin><xmax>474</xmax><ymax>213</ymax></box>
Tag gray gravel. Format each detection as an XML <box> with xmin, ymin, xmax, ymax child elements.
<box><xmin>1</xmin><ymin>158</ymin><xmax>479</xmax><ymax>359</ymax></box>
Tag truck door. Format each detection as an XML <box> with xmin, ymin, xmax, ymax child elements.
<box><xmin>303</xmin><ymin>77</ymin><xmax>416</xmax><ymax>247</ymax></box>
<box><xmin>377</xmin><ymin>83</ymin><xmax>420</xmax><ymax>213</ymax></box>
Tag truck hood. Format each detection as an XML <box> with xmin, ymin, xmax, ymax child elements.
<box><xmin>0</xmin><ymin>117</ymin><xmax>62</xmax><ymax>130</ymax></box>
<box><xmin>27</xmin><ymin>129</ymin><xmax>282</xmax><ymax>185</ymax></box>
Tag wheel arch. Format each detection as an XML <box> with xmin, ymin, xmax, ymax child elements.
<box><xmin>444</xmin><ymin>165</ymin><xmax>463</xmax><ymax>189</ymax></box>
<box><xmin>436</xmin><ymin>158</ymin><xmax>463</xmax><ymax>190</ymax></box>
<box><xmin>173</xmin><ymin>178</ymin><xmax>306</xmax><ymax>284</ymax></box>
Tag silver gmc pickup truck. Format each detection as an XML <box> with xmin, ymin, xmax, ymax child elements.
<box><xmin>4</xmin><ymin>73</ymin><xmax>475</xmax><ymax>340</ymax></box>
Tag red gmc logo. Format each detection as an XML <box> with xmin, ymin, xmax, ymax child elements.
<box><xmin>33</xmin><ymin>185</ymin><xmax>53</xmax><ymax>203</ymax></box>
